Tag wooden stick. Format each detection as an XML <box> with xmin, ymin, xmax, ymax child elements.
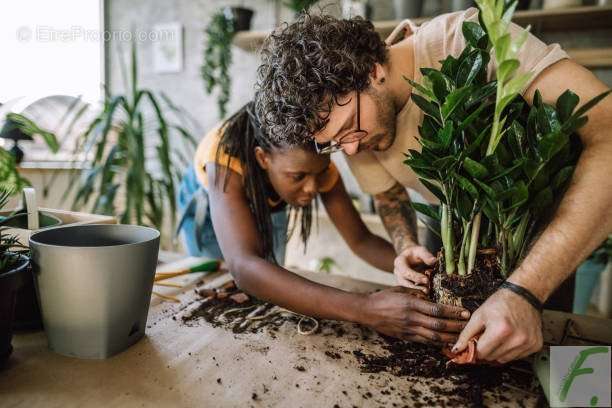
<box><xmin>154</xmin><ymin>271</ymin><xmax>189</xmax><ymax>281</ymax></box>
<box><xmin>152</xmin><ymin>291</ymin><xmax>180</xmax><ymax>303</ymax></box>
<box><xmin>154</xmin><ymin>282</ymin><xmax>183</xmax><ymax>288</ymax></box>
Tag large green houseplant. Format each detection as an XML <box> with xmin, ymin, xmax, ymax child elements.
<box><xmin>68</xmin><ymin>42</ymin><xmax>197</xmax><ymax>233</ymax></box>
<box><xmin>404</xmin><ymin>0</ymin><xmax>611</xmax><ymax>309</ymax></box>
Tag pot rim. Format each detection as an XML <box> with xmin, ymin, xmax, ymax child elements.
<box><xmin>29</xmin><ymin>224</ymin><xmax>160</xmax><ymax>249</ymax></box>
<box><xmin>0</xmin><ymin>254</ymin><xmax>30</xmax><ymax>280</ymax></box>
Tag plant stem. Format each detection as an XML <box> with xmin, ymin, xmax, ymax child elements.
<box><xmin>485</xmin><ymin>80</ymin><xmax>505</xmax><ymax>156</ymax></box>
<box><xmin>467</xmin><ymin>212</ymin><xmax>481</xmax><ymax>275</ymax></box>
<box><xmin>441</xmin><ymin>204</ymin><xmax>456</xmax><ymax>275</ymax></box>
<box><xmin>458</xmin><ymin>220</ymin><xmax>471</xmax><ymax>276</ymax></box>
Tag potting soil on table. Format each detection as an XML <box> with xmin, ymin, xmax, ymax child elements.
<box><xmin>176</xmin><ymin>279</ymin><xmax>541</xmax><ymax>407</ymax></box>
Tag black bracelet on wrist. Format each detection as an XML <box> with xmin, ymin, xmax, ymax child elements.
<box><xmin>499</xmin><ymin>281</ymin><xmax>543</xmax><ymax>312</ymax></box>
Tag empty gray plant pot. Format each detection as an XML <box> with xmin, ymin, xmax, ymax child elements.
<box><xmin>29</xmin><ymin>224</ymin><xmax>160</xmax><ymax>359</ymax></box>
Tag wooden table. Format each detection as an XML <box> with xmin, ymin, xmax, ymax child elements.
<box><xmin>1</xmin><ymin>257</ymin><xmax>610</xmax><ymax>407</ymax></box>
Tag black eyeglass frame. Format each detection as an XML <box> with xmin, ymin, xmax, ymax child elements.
<box><xmin>313</xmin><ymin>91</ymin><xmax>368</xmax><ymax>154</ymax></box>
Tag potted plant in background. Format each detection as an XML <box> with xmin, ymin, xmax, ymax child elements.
<box><xmin>404</xmin><ymin>0</ymin><xmax>610</xmax><ymax>320</ymax></box>
<box><xmin>65</xmin><ymin>42</ymin><xmax>197</xmax><ymax>237</ymax></box>
<box><xmin>284</xmin><ymin>0</ymin><xmax>319</xmax><ymax>16</ymax></box>
<box><xmin>0</xmin><ymin>188</ymin><xmax>30</xmax><ymax>367</ymax></box>
<box><xmin>202</xmin><ymin>8</ymin><xmax>236</xmax><ymax>119</ymax></box>
<box><xmin>0</xmin><ymin>112</ymin><xmax>60</xmax><ymax>193</ymax></box>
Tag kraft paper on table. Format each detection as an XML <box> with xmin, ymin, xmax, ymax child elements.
<box><xmin>3</xmin><ymin>257</ymin><xmax>605</xmax><ymax>407</ymax></box>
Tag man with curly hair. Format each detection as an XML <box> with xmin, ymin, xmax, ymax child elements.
<box><xmin>255</xmin><ymin>8</ymin><xmax>612</xmax><ymax>363</ymax></box>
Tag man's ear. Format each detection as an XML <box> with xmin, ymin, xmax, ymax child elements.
<box><xmin>254</xmin><ymin>146</ymin><xmax>270</xmax><ymax>170</ymax></box>
<box><xmin>369</xmin><ymin>63</ymin><xmax>387</xmax><ymax>90</ymax></box>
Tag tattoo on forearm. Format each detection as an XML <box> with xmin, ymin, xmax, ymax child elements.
<box><xmin>374</xmin><ymin>183</ymin><xmax>418</xmax><ymax>253</ymax></box>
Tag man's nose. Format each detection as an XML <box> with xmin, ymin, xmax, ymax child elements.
<box><xmin>342</xmin><ymin>140</ymin><xmax>360</xmax><ymax>155</ymax></box>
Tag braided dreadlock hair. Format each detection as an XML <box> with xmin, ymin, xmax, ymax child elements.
<box><xmin>214</xmin><ymin>102</ymin><xmax>316</xmax><ymax>263</ymax></box>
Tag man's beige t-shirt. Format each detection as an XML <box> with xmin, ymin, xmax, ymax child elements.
<box><xmin>345</xmin><ymin>8</ymin><xmax>569</xmax><ymax>203</ymax></box>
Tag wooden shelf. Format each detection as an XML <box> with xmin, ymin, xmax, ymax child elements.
<box><xmin>567</xmin><ymin>47</ymin><xmax>612</xmax><ymax>68</ymax></box>
<box><xmin>233</xmin><ymin>5</ymin><xmax>612</xmax><ymax>51</ymax></box>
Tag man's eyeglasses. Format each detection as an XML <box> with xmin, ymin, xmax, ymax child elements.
<box><xmin>314</xmin><ymin>92</ymin><xmax>368</xmax><ymax>154</ymax></box>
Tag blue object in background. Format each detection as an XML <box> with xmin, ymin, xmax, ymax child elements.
<box><xmin>573</xmin><ymin>260</ymin><xmax>606</xmax><ymax>315</ymax></box>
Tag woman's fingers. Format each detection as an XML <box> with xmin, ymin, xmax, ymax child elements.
<box><xmin>404</xmin><ymin>325</ymin><xmax>459</xmax><ymax>345</ymax></box>
<box><xmin>409</xmin><ymin>310</ymin><xmax>467</xmax><ymax>333</ymax></box>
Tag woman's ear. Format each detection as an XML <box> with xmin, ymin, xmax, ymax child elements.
<box><xmin>254</xmin><ymin>146</ymin><xmax>270</xmax><ymax>170</ymax></box>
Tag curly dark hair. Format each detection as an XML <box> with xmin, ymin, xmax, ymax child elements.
<box><xmin>255</xmin><ymin>13</ymin><xmax>387</xmax><ymax>146</ymax></box>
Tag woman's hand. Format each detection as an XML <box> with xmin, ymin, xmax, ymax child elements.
<box><xmin>394</xmin><ymin>245</ymin><xmax>436</xmax><ymax>294</ymax></box>
<box><xmin>358</xmin><ymin>286</ymin><xmax>470</xmax><ymax>345</ymax></box>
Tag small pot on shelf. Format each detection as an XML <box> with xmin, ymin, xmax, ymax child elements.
<box><xmin>229</xmin><ymin>7</ymin><xmax>254</xmax><ymax>32</ymax></box>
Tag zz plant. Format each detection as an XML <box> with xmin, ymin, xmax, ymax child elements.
<box><xmin>405</xmin><ymin>0</ymin><xmax>611</xmax><ymax>282</ymax></box>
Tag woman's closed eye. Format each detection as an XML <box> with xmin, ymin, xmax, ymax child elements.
<box><xmin>289</xmin><ymin>172</ymin><xmax>306</xmax><ymax>182</ymax></box>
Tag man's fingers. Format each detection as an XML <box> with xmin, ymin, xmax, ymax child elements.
<box><xmin>404</xmin><ymin>269</ymin><xmax>429</xmax><ymax>286</ymax></box>
<box><xmin>452</xmin><ymin>314</ymin><xmax>484</xmax><ymax>353</ymax></box>
<box><xmin>410</xmin><ymin>311</ymin><xmax>467</xmax><ymax>333</ymax></box>
<box><xmin>412</xmin><ymin>246</ymin><xmax>436</xmax><ymax>266</ymax></box>
<box><xmin>409</xmin><ymin>297</ymin><xmax>471</xmax><ymax>320</ymax></box>
<box><xmin>468</xmin><ymin>320</ymin><xmax>512</xmax><ymax>360</ymax></box>
<box><xmin>395</xmin><ymin>257</ymin><xmax>429</xmax><ymax>287</ymax></box>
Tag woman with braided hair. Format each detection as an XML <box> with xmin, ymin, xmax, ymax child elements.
<box><xmin>176</xmin><ymin>101</ymin><xmax>471</xmax><ymax>343</ymax></box>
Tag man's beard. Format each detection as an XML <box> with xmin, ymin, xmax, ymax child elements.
<box><xmin>362</xmin><ymin>89</ymin><xmax>397</xmax><ymax>152</ymax></box>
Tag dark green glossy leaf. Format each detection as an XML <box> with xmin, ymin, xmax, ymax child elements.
<box><xmin>571</xmin><ymin>89</ymin><xmax>611</xmax><ymax>119</ymax></box>
<box><xmin>506</xmin><ymin>121</ymin><xmax>525</xmax><ymax>158</ymax></box>
<box><xmin>538</xmin><ymin>104</ymin><xmax>562</xmax><ymax>134</ymax></box>
<box><xmin>437</xmin><ymin>121</ymin><xmax>454</xmax><ymax>148</ymax></box>
<box><xmin>465</xmin><ymin>80</ymin><xmax>497</xmax><ymax>109</ymax></box>
<box><xmin>406</xmin><ymin>78</ymin><xmax>436</xmax><ymax>102</ymax></box>
<box><xmin>419</xmin><ymin>115</ymin><xmax>439</xmax><ymax>140</ymax></box>
<box><xmin>440</xmin><ymin>55</ymin><xmax>460</xmax><ymax>78</ymax></box>
<box><xmin>441</xmin><ymin>86</ymin><xmax>472</xmax><ymax>120</ymax></box>
<box><xmin>466</xmin><ymin>125</ymin><xmax>490</xmax><ymax>156</ymax></box>
<box><xmin>411</xmin><ymin>93</ymin><xmax>441</xmax><ymax>124</ymax></box>
<box><xmin>428</xmin><ymin>70</ymin><xmax>456</xmax><ymax>100</ymax></box>
<box><xmin>533</xmin><ymin>89</ymin><xmax>543</xmax><ymax>108</ymax></box>
<box><xmin>537</xmin><ymin>131</ymin><xmax>569</xmax><ymax>162</ymax></box>
<box><xmin>462</xmin><ymin>21</ymin><xmax>487</xmax><ymax>49</ymax></box>
<box><xmin>552</xmin><ymin>166</ymin><xmax>574</xmax><ymax>191</ymax></box>
<box><xmin>463</xmin><ymin>157</ymin><xmax>489</xmax><ymax>179</ymax></box>
<box><xmin>488</xmin><ymin>158</ymin><xmax>525</xmax><ymax>182</ymax></box>
<box><xmin>505</xmin><ymin>181</ymin><xmax>529</xmax><ymax>210</ymax></box>
<box><xmin>456</xmin><ymin>193</ymin><xmax>474</xmax><ymax>221</ymax></box>
<box><xmin>434</xmin><ymin>156</ymin><xmax>456</xmax><ymax>168</ymax></box>
<box><xmin>556</xmin><ymin>90</ymin><xmax>579</xmax><ymax>122</ymax></box>
<box><xmin>456</xmin><ymin>50</ymin><xmax>484</xmax><ymax>87</ymax></box>
<box><xmin>456</xmin><ymin>174</ymin><xmax>479</xmax><ymax>199</ymax></box>
<box><xmin>531</xmin><ymin>187</ymin><xmax>553</xmax><ymax>211</ymax></box>
<box><xmin>419</xmin><ymin>178</ymin><xmax>446</xmax><ymax>203</ymax></box>
<box><xmin>474</xmin><ymin>178</ymin><xmax>497</xmax><ymax>199</ymax></box>
<box><xmin>411</xmin><ymin>202</ymin><xmax>441</xmax><ymax>221</ymax></box>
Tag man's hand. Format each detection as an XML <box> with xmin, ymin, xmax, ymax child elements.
<box><xmin>452</xmin><ymin>288</ymin><xmax>543</xmax><ymax>363</ymax></box>
<box><xmin>360</xmin><ymin>286</ymin><xmax>470</xmax><ymax>345</ymax></box>
<box><xmin>394</xmin><ymin>245</ymin><xmax>436</xmax><ymax>294</ymax></box>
